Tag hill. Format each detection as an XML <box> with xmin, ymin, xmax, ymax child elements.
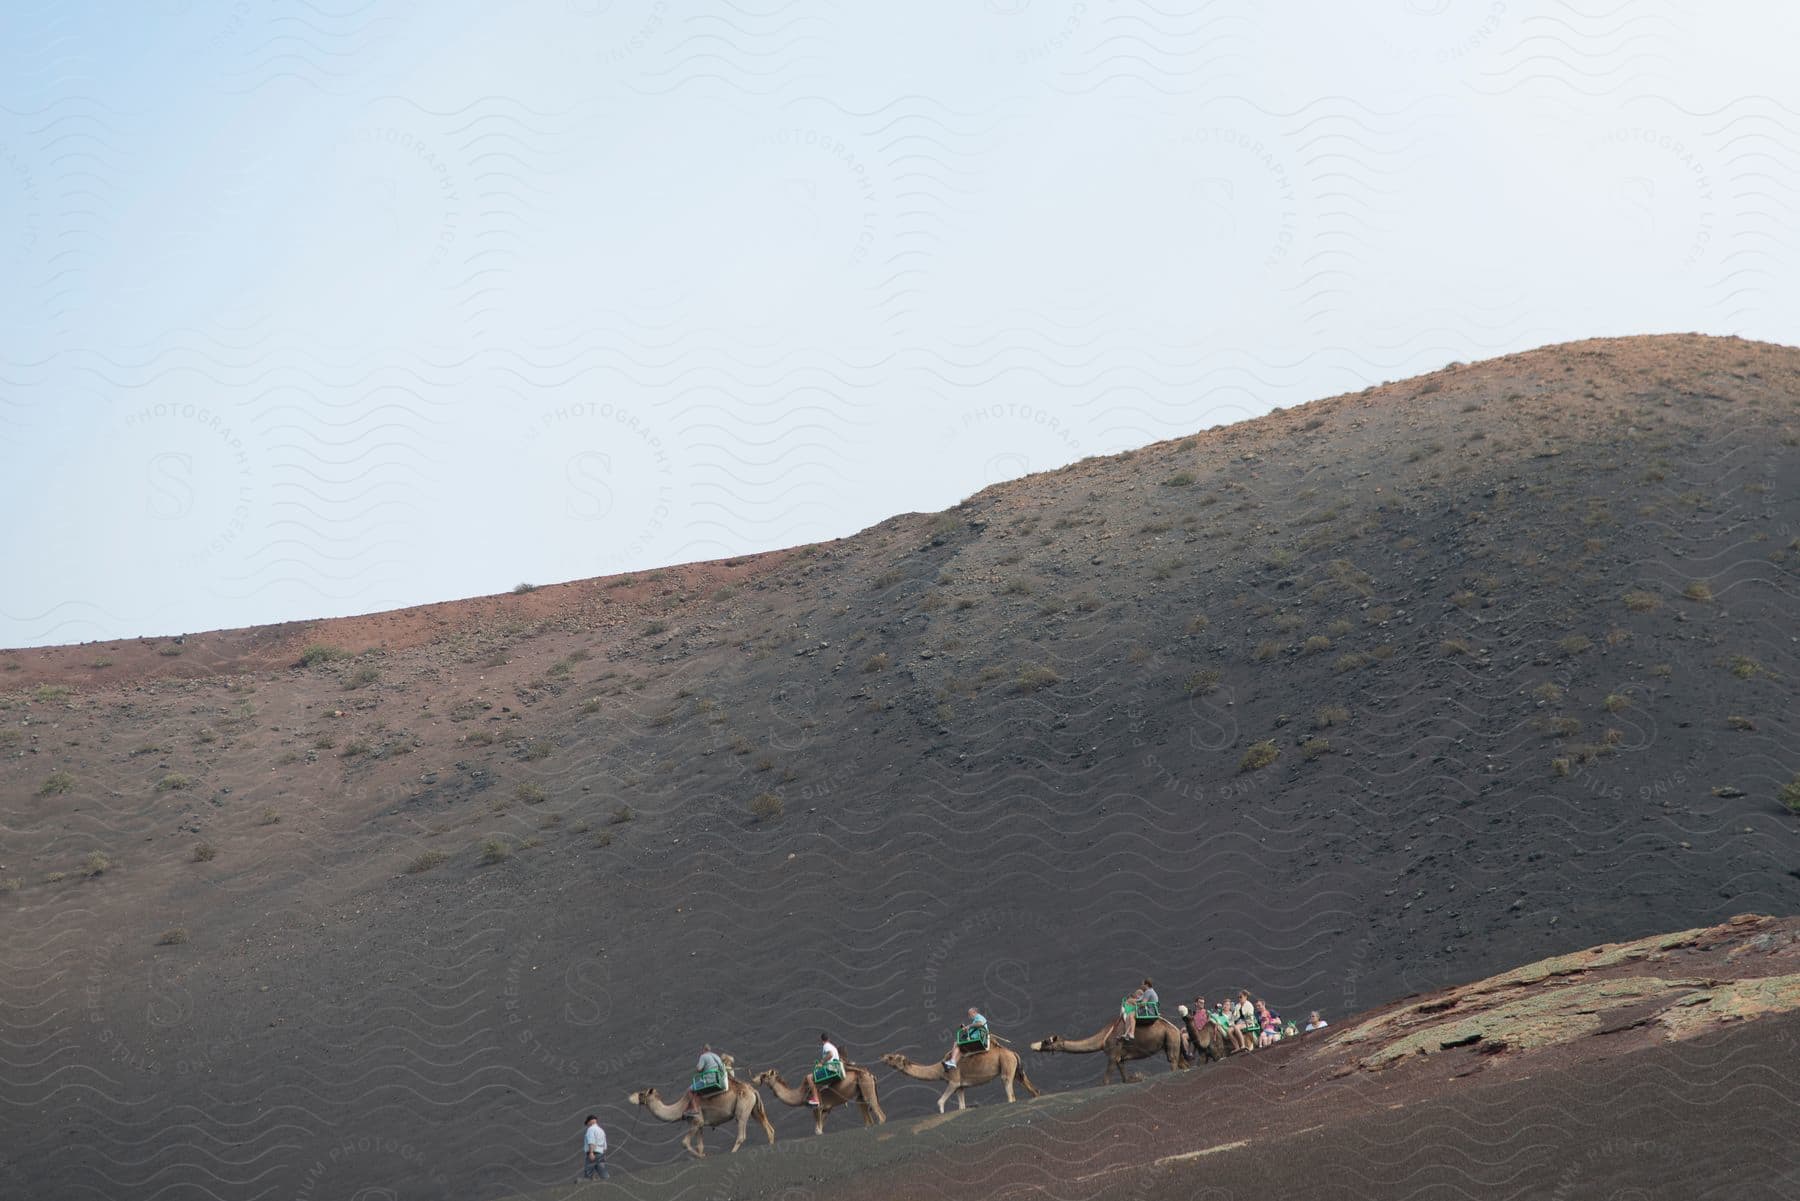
<box><xmin>2</xmin><ymin>333</ymin><xmax>1797</xmax><ymax>1200</ymax></box>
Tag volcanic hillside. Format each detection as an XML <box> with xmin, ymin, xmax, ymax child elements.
<box><xmin>2</xmin><ymin>334</ymin><xmax>1797</xmax><ymax>1201</ymax></box>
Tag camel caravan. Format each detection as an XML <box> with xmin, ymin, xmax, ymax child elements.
<box><xmin>627</xmin><ymin>980</ymin><xmax>1325</xmax><ymax>1157</ymax></box>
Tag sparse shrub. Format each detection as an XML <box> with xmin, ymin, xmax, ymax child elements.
<box><xmin>609</xmin><ymin>805</ymin><xmax>634</xmax><ymax>825</ymax></box>
<box><xmin>341</xmin><ymin>738</ymin><xmax>372</xmax><ymax>757</ymax></box>
<box><xmin>592</xmin><ymin>831</ymin><xmax>614</xmax><ymax>848</ymax></box>
<box><xmin>1727</xmin><ymin>716</ymin><xmax>1756</xmax><ymax>731</ymax></box>
<box><xmin>523</xmin><ymin>739</ymin><xmax>555</xmax><ymax>761</ymax></box>
<box><xmin>1727</xmin><ymin>655</ymin><xmax>1763</xmax><ymax>680</ymax></box>
<box><xmin>1781</xmin><ymin>776</ymin><xmax>1800</xmax><ymax>813</ymax></box>
<box><xmin>38</xmin><ymin>771</ymin><xmax>74</xmax><ymax>796</ymax></box>
<box><xmin>157</xmin><ymin>927</ymin><xmax>189</xmax><ymax>946</ymax></box>
<box><xmin>257</xmin><ymin>806</ymin><xmax>281</xmax><ymax>826</ymax></box>
<box><xmin>515</xmin><ymin>783</ymin><xmax>546</xmax><ymax>805</ymax></box>
<box><xmin>299</xmin><ymin>644</ymin><xmax>348</xmax><ymax>667</ymax></box>
<box><xmin>1683</xmin><ymin>580</ymin><xmax>1714</xmax><ymax>602</ymax></box>
<box><xmin>864</xmin><ymin>653</ymin><xmax>889</xmax><ymax>673</ymax></box>
<box><xmin>43</xmin><ymin>872</ymin><xmax>67</xmax><ymax>884</ymax></box>
<box><xmin>1239</xmin><ymin>741</ymin><xmax>1280</xmax><ymax>772</ymax></box>
<box><xmin>35</xmin><ymin>684</ymin><xmax>70</xmax><ymax>703</ymax></box>
<box><xmin>83</xmin><ymin>851</ymin><xmax>111</xmax><ymax>876</ymax></box>
<box><xmin>480</xmin><ymin>838</ymin><xmax>512</xmax><ymax>865</ymax></box>
<box><xmin>954</xmin><ymin>597</ymin><xmax>978</xmax><ymax>611</ymax></box>
<box><xmin>1</xmin><ymin>877</ymin><xmax>20</xmax><ymax>893</ymax></box>
<box><xmin>1440</xmin><ymin>639</ymin><xmax>1473</xmax><ymax>656</ymax></box>
<box><xmin>1334</xmin><ymin>653</ymin><xmax>1370</xmax><ymax>673</ymax></box>
<box><xmin>580</xmin><ymin>698</ymin><xmax>602</xmax><ymax>714</ymax></box>
<box><xmin>540</xmin><ymin>813</ymin><xmax>563</xmax><ymax>828</ymax></box>
<box><xmin>1450</xmin><ymin>590</ymin><xmax>1476</xmax><ymax>608</ymax></box>
<box><xmin>1001</xmin><ymin>579</ymin><xmax>1033</xmax><ymax>596</ymax></box>
<box><xmin>1315</xmin><ymin>705</ymin><xmax>1349</xmax><ymax>728</ymax></box>
<box><xmin>1301</xmin><ymin>738</ymin><xmax>1330</xmax><ymax>760</ymax></box>
<box><xmin>1623</xmin><ymin>591</ymin><xmax>1660</xmax><ymax>612</ymax></box>
<box><xmin>1650</xmin><ymin>664</ymin><xmax>1672</xmax><ymax>678</ymax></box>
<box><xmin>1551</xmin><ymin>758</ymin><xmax>1570</xmax><ymax>777</ymax></box>
<box><xmin>1327</xmin><ymin>619</ymin><xmax>1353</xmax><ymax>638</ymax></box>
<box><xmin>1163</xmin><ymin>471</ymin><xmax>1196</xmax><ymax>487</ymax></box>
<box><xmin>1186</xmin><ymin>670</ymin><xmax>1221</xmax><ymax>696</ymax></box>
<box><xmin>344</xmin><ymin>665</ymin><xmax>379</xmax><ymax>690</ymax></box>
<box><xmin>1253</xmin><ymin>640</ymin><xmax>1282</xmax><ymax>662</ymax></box>
<box><xmin>314</xmin><ymin>734</ymin><xmax>336</xmax><ymax>750</ymax></box>
<box><xmin>1558</xmin><ymin>635</ymin><xmax>1591</xmax><ymax>656</ymax></box>
<box><xmin>464</xmin><ymin>729</ymin><xmax>494</xmax><ymax>746</ymax></box>
<box><xmin>1016</xmin><ymin>665</ymin><xmax>1061</xmax><ymax>692</ymax></box>
<box><xmin>749</xmin><ymin>792</ymin><xmax>783</xmax><ymax>821</ymax></box>
<box><xmin>1538</xmin><ymin>716</ymin><xmax>1582</xmax><ymax>738</ymax></box>
<box><xmin>754</xmin><ymin>758</ymin><xmax>774</xmax><ymax>773</ymax></box>
<box><xmin>518</xmin><ymin>836</ymin><xmax>542</xmax><ymax>850</ymax></box>
<box><xmin>512</xmin><ymin>582</ymin><xmax>536</xmax><ymax>594</ymax></box>
<box><xmin>1186</xmin><ymin>614</ymin><xmax>1210</xmax><ymax>634</ymax></box>
<box><xmin>407</xmin><ymin>849</ymin><xmax>449</xmax><ymax>874</ymax></box>
<box><xmin>643</xmin><ymin>620</ymin><xmax>668</xmax><ymax>636</ymax></box>
<box><xmin>1602</xmin><ymin>693</ymin><xmax>1630</xmax><ymax>713</ymax></box>
<box><xmin>194</xmin><ymin>727</ymin><xmax>217</xmax><ymax>744</ymax></box>
<box><xmin>1604</xmin><ymin>627</ymin><xmax>1630</xmax><ymax>647</ymax></box>
<box><xmin>156</xmin><ymin>773</ymin><xmax>191</xmax><ymax>792</ymax></box>
<box><xmin>1303</xmin><ymin>635</ymin><xmax>1332</xmax><ymax>654</ymax></box>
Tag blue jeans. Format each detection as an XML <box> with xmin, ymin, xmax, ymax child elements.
<box><xmin>584</xmin><ymin>1151</ymin><xmax>609</xmax><ymax>1179</ymax></box>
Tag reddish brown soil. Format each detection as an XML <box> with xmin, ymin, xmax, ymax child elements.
<box><xmin>2</xmin><ymin>334</ymin><xmax>1797</xmax><ymax>1201</ymax></box>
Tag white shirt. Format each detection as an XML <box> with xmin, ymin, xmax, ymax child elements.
<box><xmin>583</xmin><ymin>1124</ymin><xmax>606</xmax><ymax>1155</ymax></box>
<box><xmin>819</xmin><ymin>1041</ymin><xmax>840</xmax><ymax>1062</ymax></box>
<box><xmin>1306</xmin><ymin>1019</ymin><xmax>1328</xmax><ymax>1031</ymax></box>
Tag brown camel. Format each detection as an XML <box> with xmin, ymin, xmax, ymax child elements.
<box><xmin>625</xmin><ymin>1080</ymin><xmax>775</xmax><ymax>1158</ymax></box>
<box><xmin>879</xmin><ymin>1048</ymin><xmax>1040</xmax><ymax>1113</ymax></box>
<box><xmin>1178</xmin><ymin>1005</ymin><xmax>1237</xmax><ymax>1063</ymax></box>
<box><xmin>1031</xmin><ymin>1014</ymin><xmax>1188</xmax><ymax>1084</ymax></box>
<box><xmin>753</xmin><ymin>1065</ymin><xmax>887</xmax><ymax>1134</ymax></box>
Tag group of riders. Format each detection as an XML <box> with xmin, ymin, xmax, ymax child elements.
<box><xmin>678</xmin><ymin>976</ymin><xmax>1328</xmax><ymax>1114</ymax></box>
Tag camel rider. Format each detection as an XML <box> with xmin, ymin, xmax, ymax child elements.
<box><xmin>1139</xmin><ymin>978</ymin><xmax>1159</xmax><ymax>1013</ymax></box>
<box><xmin>686</xmin><ymin>1044</ymin><xmax>725</xmax><ymax>1116</ymax></box>
<box><xmin>1120</xmin><ymin>986</ymin><xmax>1145</xmax><ymax>1041</ymax></box>
<box><xmin>807</xmin><ymin>1032</ymin><xmax>842</xmax><ymax>1107</ymax></box>
<box><xmin>944</xmin><ymin>1006</ymin><xmax>988</xmax><ymax>1069</ymax></box>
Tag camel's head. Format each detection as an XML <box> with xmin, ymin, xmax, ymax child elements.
<box><xmin>627</xmin><ymin>1088</ymin><xmax>657</xmax><ymax>1106</ymax></box>
<box><xmin>751</xmin><ymin>1068</ymin><xmax>778</xmax><ymax>1085</ymax></box>
<box><xmin>879</xmin><ymin>1052</ymin><xmax>909</xmax><ymax>1070</ymax></box>
<box><xmin>1177</xmin><ymin>1005</ymin><xmax>1191</xmax><ymax>1019</ymax></box>
<box><xmin>1030</xmin><ymin>1035</ymin><xmax>1061</xmax><ymax>1052</ymax></box>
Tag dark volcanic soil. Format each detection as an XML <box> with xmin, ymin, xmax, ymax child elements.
<box><xmin>2</xmin><ymin>334</ymin><xmax>1798</xmax><ymax>1201</ymax></box>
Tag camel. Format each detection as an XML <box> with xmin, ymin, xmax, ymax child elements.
<box><xmin>753</xmin><ymin>1065</ymin><xmax>887</xmax><ymax>1135</ymax></box>
<box><xmin>1178</xmin><ymin>1005</ymin><xmax>1240</xmax><ymax>1063</ymax></box>
<box><xmin>1030</xmin><ymin>1014</ymin><xmax>1188</xmax><ymax>1084</ymax></box>
<box><xmin>625</xmin><ymin>1079</ymin><xmax>775</xmax><ymax>1158</ymax></box>
<box><xmin>879</xmin><ymin>1048</ymin><xmax>1040</xmax><ymax>1113</ymax></box>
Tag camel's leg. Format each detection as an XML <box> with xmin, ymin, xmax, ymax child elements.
<box><xmin>685</xmin><ymin>1121</ymin><xmax>704</xmax><ymax>1159</ymax></box>
<box><xmin>731</xmin><ymin>1107</ymin><xmax>749</xmax><ymax>1153</ymax></box>
<box><xmin>1003</xmin><ymin>1067</ymin><xmax>1017</xmax><ymax>1103</ymax></box>
<box><xmin>956</xmin><ymin>1087</ymin><xmax>967</xmax><ymax>1110</ymax></box>
<box><xmin>936</xmin><ymin>1079</ymin><xmax>956</xmax><ymax>1114</ymax></box>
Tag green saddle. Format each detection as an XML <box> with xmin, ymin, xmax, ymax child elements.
<box><xmin>812</xmin><ymin>1059</ymin><xmax>845</xmax><ymax>1085</ymax></box>
<box><xmin>691</xmin><ymin>1066</ymin><xmax>727</xmax><ymax>1095</ymax></box>
<box><xmin>1133</xmin><ymin>1000</ymin><xmax>1162</xmax><ymax>1020</ymax></box>
<box><xmin>954</xmin><ymin>1025</ymin><xmax>990</xmax><ymax>1053</ymax></box>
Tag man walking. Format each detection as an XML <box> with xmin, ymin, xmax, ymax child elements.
<box><xmin>581</xmin><ymin>1114</ymin><xmax>609</xmax><ymax>1181</ymax></box>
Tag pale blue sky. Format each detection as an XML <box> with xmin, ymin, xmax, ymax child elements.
<box><xmin>3</xmin><ymin>2</ymin><xmax>1797</xmax><ymax>647</ymax></box>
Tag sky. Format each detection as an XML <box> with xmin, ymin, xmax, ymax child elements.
<box><xmin>2</xmin><ymin>1</ymin><xmax>1797</xmax><ymax>648</ymax></box>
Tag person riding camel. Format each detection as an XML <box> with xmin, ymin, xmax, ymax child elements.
<box><xmin>806</xmin><ymin>1032</ymin><xmax>842</xmax><ymax>1107</ymax></box>
<box><xmin>944</xmin><ymin>1006</ymin><xmax>988</xmax><ymax>1070</ymax></box>
<box><xmin>686</xmin><ymin>1044</ymin><xmax>726</xmax><ymax>1116</ymax></box>
<box><xmin>1119</xmin><ymin>985</ymin><xmax>1145</xmax><ymax>1041</ymax></box>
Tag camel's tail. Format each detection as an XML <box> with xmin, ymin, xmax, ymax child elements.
<box><xmin>1015</xmin><ymin>1064</ymin><xmax>1041</xmax><ymax>1098</ymax></box>
<box><xmin>751</xmin><ymin>1091</ymin><xmax>776</xmax><ymax>1144</ymax></box>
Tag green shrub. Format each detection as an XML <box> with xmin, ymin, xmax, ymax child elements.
<box><xmin>1239</xmin><ymin>741</ymin><xmax>1280</xmax><ymax>772</ymax></box>
<box><xmin>157</xmin><ymin>927</ymin><xmax>189</xmax><ymax>946</ymax></box>
<box><xmin>515</xmin><ymin>783</ymin><xmax>546</xmax><ymax>804</ymax></box>
<box><xmin>1016</xmin><ymin>665</ymin><xmax>1061</xmax><ymax>692</ymax></box>
<box><xmin>1622</xmin><ymin>590</ymin><xmax>1660</xmax><ymax>612</ymax></box>
<box><xmin>38</xmin><ymin>771</ymin><xmax>74</xmax><ymax>796</ymax></box>
<box><xmin>749</xmin><ymin>792</ymin><xmax>783</xmax><ymax>821</ymax></box>
<box><xmin>609</xmin><ymin>805</ymin><xmax>634</xmax><ymax>825</ymax></box>
<box><xmin>191</xmin><ymin>842</ymin><xmax>216</xmax><ymax>863</ymax></box>
<box><xmin>156</xmin><ymin>773</ymin><xmax>191</xmax><ymax>792</ymax></box>
<box><xmin>1315</xmin><ymin>705</ymin><xmax>1348</xmax><ymax>728</ymax></box>
<box><xmin>83</xmin><ymin>851</ymin><xmax>112</xmax><ymax>877</ymax></box>
<box><xmin>1185</xmin><ymin>670</ymin><xmax>1221</xmax><ymax>696</ymax></box>
<box><xmin>480</xmin><ymin>838</ymin><xmax>512</xmax><ymax>865</ymax></box>
<box><xmin>864</xmin><ymin>653</ymin><xmax>889</xmax><ymax>673</ymax></box>
<box><xmin>408</xmin><ymin>850</ymin><xmax>449</xmax><ymax>874</ymax></box>
<box><xmin>1301</xmin><ymin>738</ymin><xmax>1329</xmax><ymax>760</ymax></box>
<box><xmin>1781</xmin><ymin>776</ymin><xmax>1800</xmax><ymax>814</ymax></box>
<box><xmin>1683</xmin><ymin>580</ymin><xmax>1713</xmax><ymax>602</ymax></box>
<box><xmin>298</xmin><ymin>644</ymin><xmax>348</xmax><ymax>667</ymax></box>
